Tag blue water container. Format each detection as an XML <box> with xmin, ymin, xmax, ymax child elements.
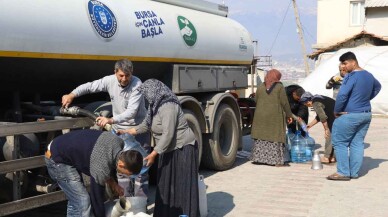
<box><xmin>286</xmin><ymin>128</ymin><xmax>295</xmax><ymax>152</ymax></box>
<box><xmin>290</xmin><ymin>130</ymin><xmax>307</xmax><ymax>163</ymax></box>
<box><xmin>304</xmin><ymin>133</ymin><xmax>316</xmax><ymax>161</ymax></box>
<box><xmin>284</xmin><ymin>129</ymin><xmax>295</xmax><ymax>162</ymax></box>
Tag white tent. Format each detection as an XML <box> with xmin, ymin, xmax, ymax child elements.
<box><xmin>301</xmin><ymin>46</ymin><xmax>388</xmax><ymax>115</ymax></box>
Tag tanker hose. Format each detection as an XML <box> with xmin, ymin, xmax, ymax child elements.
<box><xmin>60</xmin><ymin>106</ymin><xmax>112</xmax><ymax>131</ymax></box>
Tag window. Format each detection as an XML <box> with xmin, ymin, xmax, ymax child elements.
<box><xmin>350</xmin><ymin>1</ymin><xmax>365</xmax><ymax>26</ymax></box>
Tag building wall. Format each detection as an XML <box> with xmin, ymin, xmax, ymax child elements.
<box><xmin>315</xmin><ymin>0</ymin><xmax>364</xmax><ymax>49</ymax></box>
<box><xmin>365</xmin><ymin>7</ymin><xmax>388</xmax><ymax>38</ymax></box>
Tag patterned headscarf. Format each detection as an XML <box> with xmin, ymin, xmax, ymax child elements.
<box><xmin>137</xmin><ymin>79</ymin><xmax>180</xmax><ymax>127</ymax></box>
<box><xmin>264</xmin><ymin>69</ymin><xmax>282</xmax><ymax>89</ymax></box>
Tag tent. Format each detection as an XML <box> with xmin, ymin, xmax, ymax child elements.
<box><xmin>301</xmin><ymin>46</ymin><xmax>388</xmax><ymax>115</ymax></box>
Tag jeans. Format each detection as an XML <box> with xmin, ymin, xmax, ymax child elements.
<box><xmin>45</xmin><ymin>157</ymin><xmax>91</xmax><ymax>217</ymax></box>
<box><xmin>331</xmin><ymin>113</ymin><xmax>371</xmax><ymax>178</ymax></box>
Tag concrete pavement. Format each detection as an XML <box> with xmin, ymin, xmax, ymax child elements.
<box><xmin>8</xmin><ymin>115</ymin><xmax>388</xmax><ymax>217</ymax></box>
<box><xmin>200</xmin><ymin>115</ymin><xmax>388</xmax><ymax>217</ymax></box>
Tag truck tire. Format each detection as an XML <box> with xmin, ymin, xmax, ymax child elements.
<box><xmin>183</xmin><ymin>109</ymin><xmax>202</xmax><ymax>166</ymax></box>
<box><xmin>202</xmin><ymin>104</ymin><xmax>239</xmax><ymax>170</ymax></box>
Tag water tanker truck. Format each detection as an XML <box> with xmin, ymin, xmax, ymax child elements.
<box><xmin>0</xmin><ymin>0</ymin><xmax>256</xmax><ymax>213</ymax></box>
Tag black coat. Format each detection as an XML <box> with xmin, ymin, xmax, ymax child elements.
<box><xmin>285</xmin><ymin>85</ymin><xmax>309</xmax><ymax>135</ymax></box>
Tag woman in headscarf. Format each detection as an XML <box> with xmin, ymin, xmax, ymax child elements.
<box><xmin>249</xmin><ymin>69</ymin><xmax>293</xmax><ymax>167</ymax></box>
<box><xmin>118</xmin><ymin>79</ymin><xmax>199</xmax><ymax>217</ymax></box>
<box><xmin>299</xmin><ymin>92</ymin><xmax>336</xmax><ymax>163</ymax></box>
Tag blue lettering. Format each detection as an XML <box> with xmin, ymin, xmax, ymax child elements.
<box><xmin>152</xmin><ymin>18</ymin><xmax>158</xmax><ymax>26</ymax></box>
<box><xmin>159</xmin><ymin>18</ymin><xmax>165</xmax><ymax>25</ymax></box>
<box><xmin>159</xmin><ymin>26</ymin><xmax>163</xmax><ymax>35</ymax></box>
<box><xmin>142</xmin><ymin>11</ymin><xmax>148</xmax><ymax>18</ymax></box>
<box><xmin>147</xmin><ymin>29</ymin><xmax>150</xmax><ymax>37</ymax></box>
<box><xmin>135</xmin><ymin>12</ymin><xmax>141</xmax><ymax>19</ymax></box>
<box><xmin>151</xmin><ymin>27</ymin><xmax>155</xmax><ymax>38</ymax></box>
<box><xmin>141</xmin><ymin>29</ymin><xmax>146</xmax><ymax>38</ymax></box>
<box><xmin>151</xmin><ymin>11</ymin><xmax>157</xmax><ymax>17</ymax></box>
<box><xmin>143</xmin><ymin>20</ymin><xmax>148</xmax><ymax>28</ymax></box>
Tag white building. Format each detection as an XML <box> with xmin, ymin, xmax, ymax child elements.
<box><xmin>311</xmin><ymin>0</ymin><xmax>388</xmax><ymax>60</ymax></box>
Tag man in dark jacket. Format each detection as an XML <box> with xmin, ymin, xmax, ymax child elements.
<box><xmin>44</xmin><ymin>129</ymin><xmax>143</xmax><ymax>217</ymax></box>
<box><xmin>285</xmin><ymin>85</ymin><xmax>309</xmax><ymax>136</ymax></box>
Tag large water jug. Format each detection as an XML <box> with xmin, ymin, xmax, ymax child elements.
<box><xmin>290</xmin><ymin>130</ymin><xmax>307</xmax><ymax>163</ymax></box>
<box><xmin>304</xmin><ymin>133</ymin><xmax>316</xmax><ymax>161</ymax></box>
<box><xmin>284</xmin><ymin>129</ymin><xmax>294</xmax><ymax>162</ymax></box>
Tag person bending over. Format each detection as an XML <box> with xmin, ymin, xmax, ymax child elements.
<box><xmin>44</xmin><ymin>129</ymin><xmax>143</xmax><ymax>217</ymax></box>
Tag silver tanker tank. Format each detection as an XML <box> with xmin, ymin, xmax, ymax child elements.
<box><xmin>0</xmin><ymin>2</ymin><xmax>255</xmax><ymax>210</ymax></box>
<box><xmin>0</xmin><ymin>0</ymin><xmax>253</xmax><ymax>103</ymax></box>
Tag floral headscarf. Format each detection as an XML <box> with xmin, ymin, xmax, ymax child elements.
<box><xmin>137</xmin><ymin>79</ymin><xmax>180</xmax><ymax>127</ymax></box>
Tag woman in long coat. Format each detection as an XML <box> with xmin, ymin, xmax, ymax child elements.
<box><xmin>250</xmin><ymin>69</ymin><xmax>293</xmax><ymax>166</ymax></box>
<box><xmin>119</xmin><ymin>79</ymin><xmax>199</xmax><ymax>217</ymax></box>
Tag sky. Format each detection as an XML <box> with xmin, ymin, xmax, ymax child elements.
<box><xmin>206</xmin><ymin>0</ymin><xmax>317</xmax><ymax>67</ymax></box>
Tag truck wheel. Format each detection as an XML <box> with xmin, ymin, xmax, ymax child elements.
<box><xmin>183</xmin><ymin>109</ymin><xmax>202</xmax><ymax>166</ymax></box>
<box><xmin>202</xmin><ymin>104</ymin><xmax>239</xmax><ymax>170</ymax></box>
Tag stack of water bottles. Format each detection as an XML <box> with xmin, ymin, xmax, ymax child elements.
<box><xmin>286</xmin><ymin>118</ymin><xmax>316</xmax><ymax>163</ymax></box>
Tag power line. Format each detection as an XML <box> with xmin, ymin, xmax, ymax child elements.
<box><xmin>301</xmin><ymin>23</ymin><xmax>315</xmax><ymax>41</ymax></box>
<box><xmin>293</xmin><ymin>4</ymin><xmax>316</xmax><ymax>49</ymax></box>
<box><xmin>266</xmin><ymin>0</ymin><xmax>292</xmax><ymax>56</ymax></box>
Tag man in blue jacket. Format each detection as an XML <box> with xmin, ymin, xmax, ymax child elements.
<box><xmin>327</xmin><ymin>52</ymin><xmax>381</xmax><ymax>181</ymax></box>
<box><xmin>44</xmin><ymin>129</ymin><xmax>143</xmax><ymax>217</ymax></box>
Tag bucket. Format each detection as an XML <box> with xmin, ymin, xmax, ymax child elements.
<box><xmin>105</xmin><ymin>197</ymin><xmax>148</xmax><ymax>217</ymax></box>
<box><xmin>105</xmin><ymin>197</ymin><xmax>131</xmax><ymax>217</ymax></box>
<box><xmin>127</xmin><ymin>197</ymin><xmax>147</xmax><ymax>214</ymax></box>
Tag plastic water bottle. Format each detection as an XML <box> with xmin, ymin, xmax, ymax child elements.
<box><xmin>198</xmin><ymin>175</ymin><xmax>208</xmax><ymax>217</ymax></box>
<box><xmin>291</xmin><ymin>114</ymin><xmax>308</xmax><ymax>133</ymax></box>
<box><xmin>284</xmin><ymin>129</ymin><xmax>294</xmax><ymax>162</ymax></box>
<box><xmin>286</xmin><ymin>128</ymin><xmax>295</xmax><ymax>152</ymax></box>
<box><xmin>290</xmin><ymin>130</ymin><xmax>307</xmax><ymax>163</ymax></box>
<box><xmin>297</xmin><ymin>119</ymin><xmax>308</xmax><ymax>133</ymax></box>
<box><xmin>304</xmin><ymin>133</ymin><xmax>316</xmax><ymax>161</ymax></box>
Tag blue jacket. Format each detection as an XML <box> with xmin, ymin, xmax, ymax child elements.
<box><xmin>334</xmin><ymin>70</ymin><xmax>381</xmax><ymax>113</ymax></box>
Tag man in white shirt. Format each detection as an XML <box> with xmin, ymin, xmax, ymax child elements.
<box><xmin>61</xmin><ymin>59</ymin><xmax>150</xmax><ymax>199</ymax></box>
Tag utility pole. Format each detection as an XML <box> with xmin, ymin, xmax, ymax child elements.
<box><xmin>251</xmin><ymin>40</ymin><xmax>258</xmax><ymax>95</ymax></box>
<box><xmin>292</xmin><ymin>0</ymin><xmax>310</xmax><ymax>76</ymax></box>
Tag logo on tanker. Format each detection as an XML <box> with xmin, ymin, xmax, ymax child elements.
<box><xmin>87</xmin><ymin>0</ymin><xmax>117</xmax><ymax>39</ymax></box>
<box><xmin>177</xmin><ymin>16</ymin><xmax>197</xmax><ymax>47</ymax></box>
